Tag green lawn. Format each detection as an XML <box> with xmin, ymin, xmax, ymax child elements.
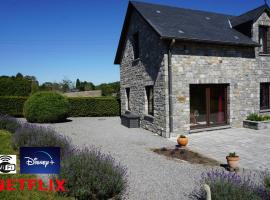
<box><xmin>0</xmin><ymin>130</ymin><xmax>72</xmax><ymax>200</ymax></box>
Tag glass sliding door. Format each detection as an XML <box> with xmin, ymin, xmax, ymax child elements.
<box><xmin>190</xmin><ymin>85</ymin><xmax>207</xmax><ymax>128</ymax></box>
<box><xmin>190</xmin><ymin>84</ymin><xmax>228</xmax><ymax>129</ymax></box>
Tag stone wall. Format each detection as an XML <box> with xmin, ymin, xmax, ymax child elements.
<box><xmin>119</xmin><ymin>10</ymin><xmax>169</xmax><ymax>137</ymax></box>
<box><xmin>169</xmin><ymin>43</ymin><xmax>258</xmax><ymax>135</ymax></box>
<box><xmin>253</xmin><ymin>12</ymin><xmax>270</xmax><ymax>115</ymax></box>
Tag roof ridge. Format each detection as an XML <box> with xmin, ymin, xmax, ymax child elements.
<box><xmin>236</xmin><ymin>4</ymin><xmax>267</xmax><ymax>18</ymax></box>
<box><xmin>130</xmin><ymin>1</ymin><xmax>234</xmax><ymax>17</ymax></box>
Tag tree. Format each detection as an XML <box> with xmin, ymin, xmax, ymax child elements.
<box><xmin>76</xmin><ymin>79</ymin><xmax>81</xmax><ymax>90</ymax></box>
<box><xmin>61</xmin><ymin>79</ymin><xmax>73</xmax><ymax>92</ymax></box>
<box><xmin>84</xmin><ymin>82</ymin><xmax>95</xmax><ymax>91</ymax></box>
<box><xmin>16</xmin><ymin>73</ymin><xmax>23</xmax><ymax>78</ymax></box>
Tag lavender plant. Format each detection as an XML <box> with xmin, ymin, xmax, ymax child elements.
<box><xmin>190</xmin><ymin>169</ymin><xmax>270</xmax><ymax>200</ymax></box>
<box><xmin>12</xmin><ymin>123</ymin><xmax>73</xmax><ymax>157</ymax></box>
<box><xmin>57</xmin><ymin>147</ymin><xmax>128</xmax><ymax>200</ymax></box>
<box><xmin>0</xmin><ymin>114</ymin><xmax>21</xmax><ymax>133</ymax></box>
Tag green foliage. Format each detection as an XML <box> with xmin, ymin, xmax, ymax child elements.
<box><xmin>228</xmin><ymin>152</ymin><xmax>238</xmax><ymax>157</ymax></box>
<box><xmin>247</xmin><ymin>113</ymin><xmax>270</xmax><ymax>121</ymax></box>
<box><xmin>58</xmin><ymin>148</ymin><xmax>127</xmax><ymax>200</ymax></box>
<box><xmin>0</xmin><ymin>96</ymin><xmax>120</xmax><ymax>117</ymax></box>
<box><xmin>207</xmin><ymin>180</ymin><xmax>261</xmax><ymax>200</ymax></box>
<box><xmin>68</xmin><ymin>97</ymin><xmax>120</xmax><ymax>117</ymax></box>
<box><xmin>0</xmin><ymin>96</ymin><xmax>28</xmax><ymax>117</ymax></box>
<box><xmin>76</xmin><ymin>79</ymin><xmax>95</xmax><ymax>91</ymax></box>
<box><xmin>24</xmin><ymin>92</ymin><xmax>70</xmax><ymax>123</ymax></box>
<box><xmin>31</xmin><ymin>81</ymin><xmax>39</xmax><ymax>94</ymax></box>
<box><xmin>95</xmin><ymin>81</ymin><xmax>120</xmax><ymax>96</ymax></box>
<box><xmin>0</xmin><ymin>76</ymin><xmax>32</xmax><ymax>96</ymax></box>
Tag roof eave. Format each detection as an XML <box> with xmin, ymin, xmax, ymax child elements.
<box><xmin>160</xmin><ymin>36</ymin><xmax>260</xmax><ymax>47</ymax></box>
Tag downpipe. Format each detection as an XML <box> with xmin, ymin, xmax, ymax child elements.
<box><xmin>168</xmin><ymin>39</ymin><xmax>175</xmax><ymax>137</ymax></box>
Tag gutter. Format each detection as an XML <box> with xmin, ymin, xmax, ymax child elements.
<box><xmin>168</xmin><ymin>39</ymin><xmax>175</xmax><ymax>137</ymax></box>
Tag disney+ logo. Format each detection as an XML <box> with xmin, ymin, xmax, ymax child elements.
<box><xmin>20</xmin><ymin>147</ymin><xmax>60</xmax><ymax>174</ymax></box>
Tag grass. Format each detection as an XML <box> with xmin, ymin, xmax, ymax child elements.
<box><xmin>0</xmin><ymin>130</ymin><xmax>72</xmax><ymax>200</ymax></box>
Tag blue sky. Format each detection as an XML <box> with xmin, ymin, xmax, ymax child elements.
<box><xmin>0</xmin><ymin>0</ymin><xmax>266</xmax><ymax>84</ymax></box>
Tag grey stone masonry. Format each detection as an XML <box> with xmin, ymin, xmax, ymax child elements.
<box><xmin>120</xmin><ymin>10</ymin><xmax>169</xmax><ymax>137</ymax></box>
<box><xmin>119</xmin><ymin>10</ymin><xmax>270</xmax><ymax>137</ymax></box>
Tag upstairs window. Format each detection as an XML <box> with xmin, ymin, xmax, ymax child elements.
<box><xmin>145</xmin><ymin>86</ymin><xmax>154</xmax><ymax>116</ymax></box>
<box><xmin>133</xmin><ymin>33</ymin><xmax>139</xmax><ymax>59</ymax></box>
<box><xmin>260</xmin><ymin>83</ymin><xmax>270</xmax><ymax>110</ymax></box>
<box><xmin>259</xmin><ymin>26</ymin><xmax>269</xmax><ymax>54</ymax></box>
<box><xmin>126</xmin><ymin>88</ymin><xmax>130</xmax><ymax>110</ymax></box>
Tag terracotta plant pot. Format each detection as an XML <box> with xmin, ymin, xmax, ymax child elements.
<box><xmin>177</xmin><ymin>137</ymin><xmax>188</xmax><ymax>147</ymax></box>
<box><xmin>226</xmin><ymin>156</ymin><xmax>240</xmax><ymax>169</ymax></box>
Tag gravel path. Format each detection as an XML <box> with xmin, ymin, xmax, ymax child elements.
<box><xmin>33</xmin><ymin>117</ymin><xmax>213</xmax><ymax>200</ymax></box>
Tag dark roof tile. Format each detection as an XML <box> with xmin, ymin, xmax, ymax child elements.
<box><xmin>131</xmin><ymin>1</ymin><xmax>258</xmax><ymax>46</ymax></box>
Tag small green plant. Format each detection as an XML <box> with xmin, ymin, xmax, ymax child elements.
<box><xmin>228</xmin><ymin>152</ymin><xmax>238</xmax><ymax>157</ymax></box>
<box><xmin>23</xmin><ymin>91</ymin><xmax>70</xmax><ymax>123</ymax></box>
<box><xmin>247</xmin><ymin>113</ymin><xmax>270</xmax><ymax>121</ymax></box>
<box><xmin>179</xmin><ymin>135</ymin><xmax>187</xmax><ymax>138</ymax></box>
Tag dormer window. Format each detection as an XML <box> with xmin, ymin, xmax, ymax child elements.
<box><xmin>259</xmin><ymin>26</ymin><xmax>269</xmax><ymax>54</ymax></box>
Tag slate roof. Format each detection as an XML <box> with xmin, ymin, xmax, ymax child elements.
<box><xmin>230</xmin><ymin>4</ymin><xmax>270</xmax><ymax>27</ymax></box>
<box><xmin>115</xmin><ymin>1</ymin><xmax>261</xmax><ymax>64</ymax></box>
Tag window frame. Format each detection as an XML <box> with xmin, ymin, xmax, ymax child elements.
<box><xmin>145</xmin><ymin>85</ymin><xmax>154</xmax><ymax>116</ymax></box>
<box><xmin>260</xmin><ymin>83</ymin><xmax>270</xmax><ymax>110</ymax></box>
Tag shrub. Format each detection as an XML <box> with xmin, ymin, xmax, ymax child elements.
<box><xmin>24</xmin><ymin>92</ymin><xmax>70</xmax><ymax>123</ymax></box>
<box><xmin>190</xmin><ymin>169</ymin><xmax>270</xmax><ymax>200</ymax></box>
<box><xmin>12</xmin><ymin>123</ymin><xmax>73</xmax><ymax>157</ymax></box>
<box><xmin>0</xmin><ymin>96</ymin><xmax>28</xmax><ymax>117</ymax></box>
<box><xmin>0</xmin><ymin>115</ymin><xmax>21</xmax><ymax>133</ymax></box>
<box><xmin>58</xmin><ymin>147</ymin><xmax>127</xmax><ymax>200</ymax></box>
<box><xmin>68</xmin><ymin>97</ymin><xmax>120</xmax><ymax>117</ymax></box>
<box><xmin>0</xmin><ymin>76</ymin><xmax>32</xmax><ymax>96</ymax></box>
<box><xmin>247</xmin><ymin>113</ymin><xmax>270</xmax><ymax>121</ymax></box>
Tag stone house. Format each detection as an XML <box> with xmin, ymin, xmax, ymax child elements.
<box><xmin>114</xmin><ymin>1</ymin><xmax>270</xmax><ymax>137</ymax></box>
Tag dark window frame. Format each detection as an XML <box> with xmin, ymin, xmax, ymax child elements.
<box><xmin>145</xmin><ymin>86</ymin><xmax>154</xmax><ymax>116</ymax></box>
<box><xmin>126</xmin><ymin>88</ymin><xmax>130</xmax><ymax>111</ymax></box>
<box><xmin>259</xmin><ymin>26</ymin><xmax>270</xmax><ymax>54</ymax></box>
<box><xmin>133</xmin><ymin>32</ymin><xmax>139</xmax><ymax>60</ymax></box>
<box><xmin>260</xmin><ymin>83</ymin><xmax>270</xmax><ymax>110</ymax></box>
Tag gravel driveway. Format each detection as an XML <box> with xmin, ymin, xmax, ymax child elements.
<box><xmin>40</xmin><ymin>117</ymin><xmax>211</xmax><ymax>200</ymax></box>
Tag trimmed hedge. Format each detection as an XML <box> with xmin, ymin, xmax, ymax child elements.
<box><xmin>0</xmin><ymin>77</ymin><xmax>32</xmax><ymax>96</ymax></box>
<box><xmin>0</xmin><ymin>96</ymin><xmax>120</xmax><ymax>117</ymax></box>
<box><xmin>68</xmin><ymin>97</ymin><xmax>120</xmax><ymax>117</ymax></box>
<box><xmin>0</xmin><ymin>96</ymin><xmax>27</xmax><ymax>117</ymax></box>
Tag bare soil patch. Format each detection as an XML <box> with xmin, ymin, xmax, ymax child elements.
<box><xmin>153</xmin><ymin>147</ymin><xmax>220</xmax><ymax>166</ymax></box>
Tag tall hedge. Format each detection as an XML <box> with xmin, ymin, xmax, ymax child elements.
<box><xmin>0</xmin><ymin>77</ymin><xmax>32</xmax><ymax>96</ymax></box>
<box><xmin>0</xmin><ymin>96</ymin><xmax>27</xmax><ymax>117</ymax></box>
<box><xmin>68</xmin><ymin>97</ymin><xmax>120</xmax><ymax>117</ymax></box>
<box><xmin>0</xmin><ymin>96</ymin><xmax>120</xmax><ymax>117</ymax></box>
